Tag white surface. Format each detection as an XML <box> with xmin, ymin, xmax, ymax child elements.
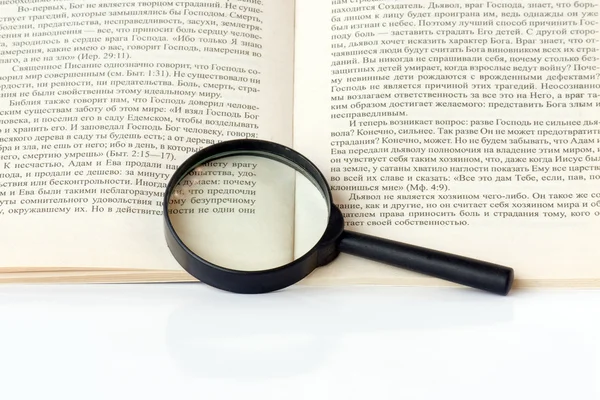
<box><xmin>0</xmin><ymin>284</ymin><xmax>598</xmax><ymax>400</ymax></box>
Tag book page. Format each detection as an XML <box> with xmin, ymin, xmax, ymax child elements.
<box><xmin>294</xmin><ymin>0</ymin><xmax>600</xmax><ymax>286</ymax></box>
<box><xmin>0</xmin><ymin>0</ymin><xmax>295</xmax><ymax>272</ymax></box>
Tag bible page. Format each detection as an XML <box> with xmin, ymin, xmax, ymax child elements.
<box><xmin>0</xmin><ymin>0</ymin><xmax>295</xmax><ymax>277</ymax></box>
<box><xmin>293</xmin><ymin>0</ymin><xmax>600</xmax><ymax>287</ymax></box>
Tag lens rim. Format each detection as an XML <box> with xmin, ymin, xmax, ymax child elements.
<box><xmin>163</xmin><ymin>139</ymin><xmax>345</xmax><ymax>294</ymax></box>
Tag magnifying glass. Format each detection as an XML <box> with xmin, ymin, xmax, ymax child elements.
<box><xmin>163</xmin><ymin>139</ymin><xmax>514</xmax><ymax>296</ymax></box>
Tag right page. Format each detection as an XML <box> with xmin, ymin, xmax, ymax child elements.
<box><xmin>294</xmin><ymin>0</ymin><xmax>600</xmax><ymax>287</ymax></box>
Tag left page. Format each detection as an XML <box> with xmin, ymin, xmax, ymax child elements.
<box><xmin>0</xmin><ymin>0</ymin><xmax>295</xmax><ymax>275</ymax></box>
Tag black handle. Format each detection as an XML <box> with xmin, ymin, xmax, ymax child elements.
<box><xmin>338</xmin><ymin>231</ymin><xmax>514</xmax><ymax>295</ymax></box>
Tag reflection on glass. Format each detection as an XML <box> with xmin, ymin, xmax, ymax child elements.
<box><xmin>168</xmin><ymin>155</ymin><xmax>329</xmax><ymax>272</ymax></box>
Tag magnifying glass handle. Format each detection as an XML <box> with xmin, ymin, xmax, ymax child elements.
<box><xmin>338</xmin><ymin>231</ymin><xmax>514</xmax><ymax>295</ymax></box>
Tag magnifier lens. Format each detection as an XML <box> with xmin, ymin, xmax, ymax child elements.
<box><xmin>167</xmin><ymin>153</ymin><xmax>329</xmax><ymax>272</ymax></box>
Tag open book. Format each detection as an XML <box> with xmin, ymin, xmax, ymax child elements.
<box><xmin>1</xmin><ymin>0</ymin><xmax>599</xmax><ymax>288</ymax></box>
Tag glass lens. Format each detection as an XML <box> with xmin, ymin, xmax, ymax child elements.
<box><xmin>167</xmin><ymin>153</ymin><xmax>329</xmax><ymax>272</ymax></box>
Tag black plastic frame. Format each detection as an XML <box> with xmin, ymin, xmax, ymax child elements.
<box><xmin>164</xmin><ymin>139</ymin><xmax>514</xmax><ymax>296</ymax></box>
<box><xmin>163</xmin><ymin>139</ymin><xmax>345</xmax><ymax>294</ymax></box>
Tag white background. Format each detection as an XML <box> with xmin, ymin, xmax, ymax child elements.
<box><xmin>0</xmin><ymin>284</ymin><xmax>598</xmax><ymax>400</ymax></box>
